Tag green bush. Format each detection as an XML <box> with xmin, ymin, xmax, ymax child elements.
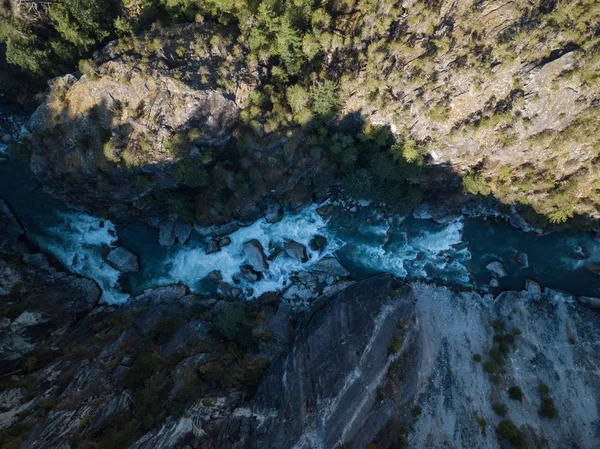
<box><xmin>492</xmin><ymin>402</ymin><xmax>507</xmax><ymax>417</ymax></box>
<box><xmin>508</xmin><ymin>386</ymin><xmax>523</xmax><ymax>402</ymax></box>
<box><xmin>539</xmin><ymin>398</ymin><xmax>557</xmax><ymax>419</ymax></box>
<box><xmin>0</xmin><ymin>424</ymin><xmax>33</xmax><ymax>449</ymax></box>
<box><xmin>496</xmin><ymin>419</ymin><xmax>524</xmax><ymax>448</ymax></box>
<box><xmin>388</xmin><ymin>333</ymin><xmax>403</xmax><ymax>355</ymax></box>
<box><xmin>125</xmin><ymin>351</ymin><xmax>159</xmax><ymax>387</ymax></box>
<box><xmin>463</xmin><ymin>169</ymin><xmax>491</xmax><ymax>196</ymax></box>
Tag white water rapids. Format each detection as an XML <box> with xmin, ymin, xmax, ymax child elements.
<box><xmin>29</xmin><ymin>202</ymin><xmax>476</xmax><ymax>305</ymax></box>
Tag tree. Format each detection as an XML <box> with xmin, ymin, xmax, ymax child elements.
<box><xmin>49</xmin><ymin>0</ymin><xmax>117</xmax><ymax>51</ymax></box>
<box><xmin>286</xmin><ymin>84</ymin><xmax>310</xmax><ymax>114</ymax></box>
<box><xmin>310</xmin><ymin>80</ymin><xmax>339</xmax><ymax>118</ymax></box>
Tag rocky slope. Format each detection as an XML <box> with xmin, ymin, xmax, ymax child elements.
<box><xmin>342</xmin><ymin>0</ymin><xmax>600</xmax><ymax>224</ymax></box>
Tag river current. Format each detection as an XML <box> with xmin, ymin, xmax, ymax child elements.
<box><xmin>2</xmin><ymin>155</ymin><xmax>600</xmax><ymax>305</ymax></box>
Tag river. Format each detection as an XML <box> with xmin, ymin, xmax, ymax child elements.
<box><xmin>2</xmin><ymin>152</ymin><xmax>600</xmax><ymax>305</ymax></box>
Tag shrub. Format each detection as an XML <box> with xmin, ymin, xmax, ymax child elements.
<box><xmin>343</xmin><ymin>169</ymin><xmax>373</xmax><ymax>198</ymax></box>
<box><xmin>496</xmin><ymin>419</ymin><xmax>524</xmax><ymax>448</ymax></box>
<box><xmin>0</xmin><ymin>423</ymin><xmax>33</xmax><ymax>449</ymax></box>
<box><xmin>472</xmin><ymin>353</ymin><xmax>482</xmax><ymax>362</ymax></box>
<box><xmin>537</xmin><ymin>383</ymin><xmax>550</xmax><ymax>395</ymax></box>
<box><xmin>492</xmin><ymin>402</ymin><xmax>507</xmax><ymax>417</ymax></box>
<box><xmin>286</xmin><ymin>85</ymin><xmax>310</xmax><ymax>114</ymax></box>
<box><xmin>463</xmin><ymin>169</ymin><xmax>491</xmax><ymax>195</ymax></box>
<box><xmin>388</xmin><ymin>333</ymin><xmax>403</xmax><ymax>355</ymax></box>
<box><xmin>508</xmin><ymin>386</ymin><xmax>523</xmax><ymax>402</ymax></box>
<box><xmin>476</xmin><ymin>416</ymin><xmax>487</xmax><ymax>436</ymax></box>
<box><xmin>125</xmin><ymin>351</ymin><xmax>159</xmax><ymax>387</ymax></box>
<box><xmin>151</xmin><ymin>317</ymin><xmax>181</xmax><ymax>345</ymax></box>
<box><xmin>539</xmin><ymin>398</ymin><xmax>557</xmax><ymax>419</ymax></box>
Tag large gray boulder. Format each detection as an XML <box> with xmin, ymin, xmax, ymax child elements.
<box><xmin>240</xmin><ymin>265</ymin><xmax>261</xmax><ymax>282</ymax></box>
<box><xmin>105</xmin><ymin>246</ymin><xmax>140</xmax><ymax>273</ymax></box>
<box><xmin>312</xmin><ymin>256</ymin><xmax>350</xmax><ymax>277</ymax></box>
<box><xmin>284</xmin><ymin>240</ymin><xmax>308</xmax><ymax>263</ymax></box>
<box><xmin>159</xmin><ymin>219</ymin><xmax>176</xmax><ymax>246</ymax></box>
<box><xmin>486</xmin><ymin>260</ymin><xmax>507</xmax><ymax>278</ymax></box>
<box><xmin>243</xmin><ymin>239</ymin><xmax>269</xmax><ymax>272</ymax></box>
<box><xmin>264</xmin><ymin>203</ymin><xmax>283</xmax><ymax>224</ymax></box>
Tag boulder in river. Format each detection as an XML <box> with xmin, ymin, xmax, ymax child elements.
<box><xmin>525</xmin><ymin>279</ymin><xmax>542</xmax><ymax>296</ymax></box>
<box><xmin>264</xmin><ymin>203</ymin><xmax>283</xmax><ymax>224</ymax></box>
<box><xmin>220</xmin><ymin>236</ymin><xmax>231</xmax><ymax>247</ymax></box>
<box><xmin>316</xmin><ymin>204</ymin><xmax>333</xmax><ymax>220</ymax></box>
<box><xmin>174</xmin><ymin>220</ymin><xmax>193</xmax><ymax>245</ymax></box>
<box><xmin>486</xmin><ymin>260</ymin><xmax>507</xmax><ymax>278</ymax></box>
<box><xmin>312</xmin><ymin>257</ymin><xmax>350</xmax><ymax>277</ymax></box>
<box><xmin>309</xmin><ymin>235</ymin><xmax>328</xmax><ymax>251</ymax></box>
<box><xmin>206</xmin><ymin>270</ymin><xmax>223</xmax><ymax>283</ymax></box>
<box><xmin>285</xmin><ymin>240</ymin><xmax>308</xmax><ymax>263</ymax></box>
<box><xmin>206</xmin><ymin>239</ymin><xmax>221</xmax><ymax>254</ymax></box>
<box><xmin>573</xmin><ymin>245</ymin><xmax>589</xmax><ymax>260</ymax></box>
<box><xmin>243</xmin><ymin>239</ymin><xmax>269</xmax><ymax>272</ymax></box>
<box><xmin>129</xmin><ymin>283</ymin><xmax>188</xmax><ymax>306</ymax></box>
<box><xmin>105</xmin><ymin>246</ymin><xmax>140</xmax><ymax>273</ymax></box>
<box><xmin>514</xmin><ymin>252</ymin><xmax>529</xmax><ymax>267</ymax></box>
<box><xmin>159</xmin><ymin>219</ymin><xmax>176</xmax><ymax>246</ymax></box>
<box><xmin>240</xmin><ymin>265</ymin><xmax>261</xmax><ymax>282</ymax></box>
<box><xmin>577</xmin><ymin>296</ymin><xmax>600</xmax><ymax>311</ymax></box>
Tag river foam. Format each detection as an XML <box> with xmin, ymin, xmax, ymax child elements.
<box><xmin>165</xmin><ymin>204</ymin><xmax>343</xmax><ymax>297</ymax></box>
<box><xmin>33</xmin><ymin>211</ymin><xmax>129</xmax><ymax>304</ymax></box>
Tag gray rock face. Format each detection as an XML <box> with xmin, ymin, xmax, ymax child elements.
<box><xmin>486</xmin><ymin>260</ymin><xmax>507</xmax><ymax>278</ymax></box>
<box><xmin>316</xmin><ymin>204</ymin><xmax>333</xmax><ymax>219</ymax></box>
<box><xmin>0</xmin><ymin>200</ymin><xmax>23</xmax><ymax>236</ymax></box>
<box><xmin>525</xmin><ymin>278</ymin><xmax>542</xmax><ymax>296</ymax></box>
<box><xmin>105</xmin><ymin>246</ymin><xmax>140</xmax><ymax>273</ymax></box>
<box><xmin>284</xmin><ymin>240</ymin><xmax>308</xmax><ymax>263</ymax></box>
<box><xmin>206</xmin><ymin>270</ymin><xmax>223</xmax><ymax>283</ymax></box>
<box><xmin>240</xmin><ymin>265</ymin><xmax>261</xmax><ymax>282</ymax></box>
<box><xmin>243</xmin><ymin>240</ymin><xmax>269</xmax><ymax>272</ymax></box>
<box><xmin>220</xmin><ymin>275</ymin><xmax>417</xmax><ymax>449</ymax></box>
